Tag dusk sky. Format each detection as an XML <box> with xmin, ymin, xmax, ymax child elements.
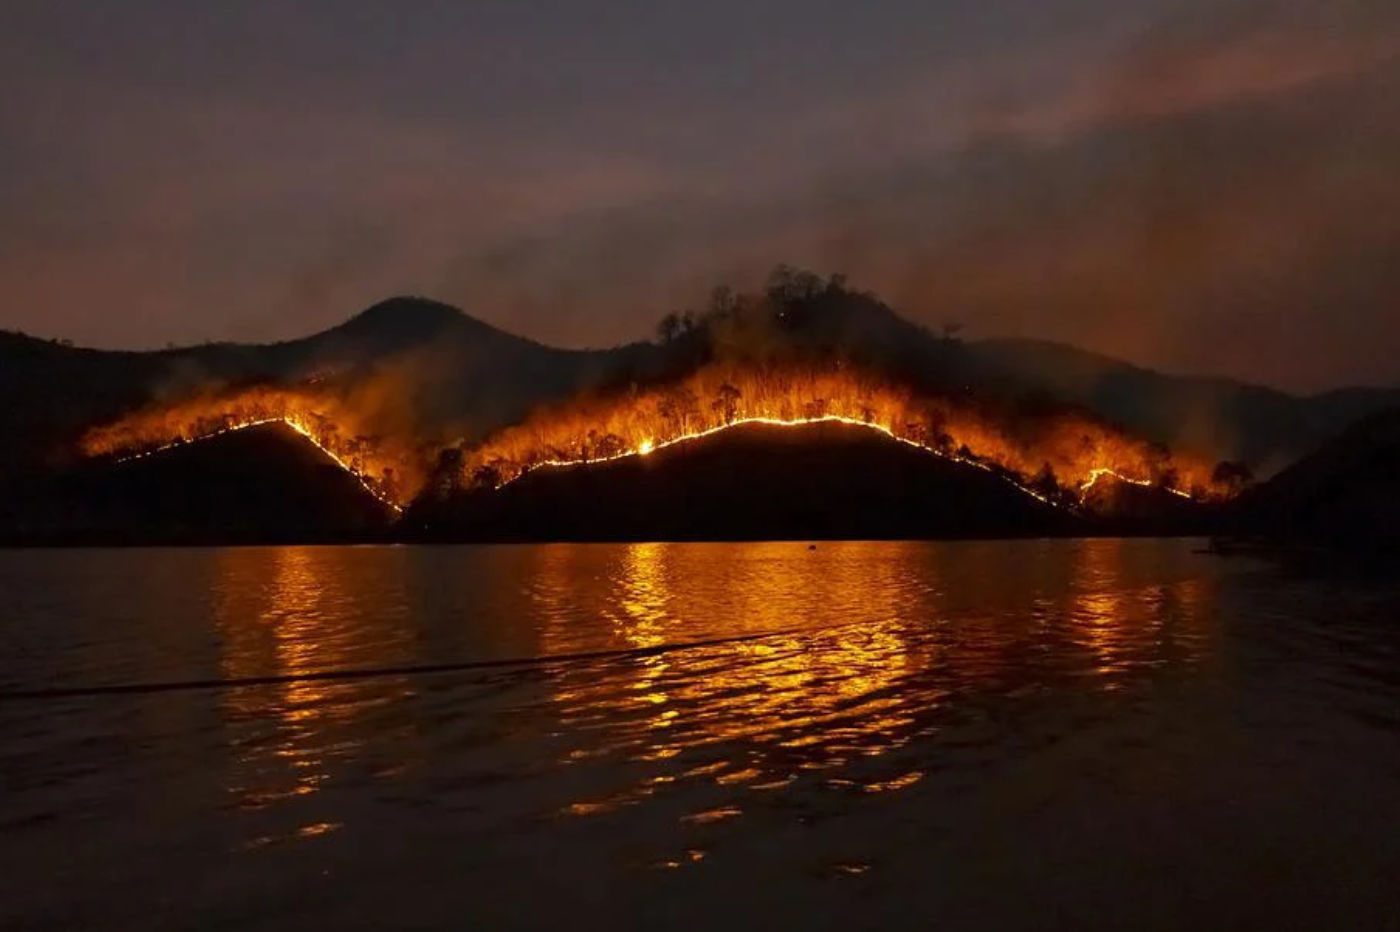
<box><xmin>3</xmin><ymin>1</ymin><xmax>1397</xmax><ymax>391</ymax></box>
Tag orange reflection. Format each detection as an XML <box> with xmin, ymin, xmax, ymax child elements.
<box><xmin>536</xmin><ymin>542</ymin><xmax>929</xmax><ymax>816</ymax></box>
<box><xmin>1069</xmin><ymin>538</ymin><xmax>1215</xmax><ymax>685</ymax></box>
<box><xmin>530</xmin><ymin>540</ymin><xmax>1217</xmax><ymax>821</ymax></box>
<box><xmin>213</xmin><ymin>547</ymin><xmax>412</xmax><ymax>822</ymax></box>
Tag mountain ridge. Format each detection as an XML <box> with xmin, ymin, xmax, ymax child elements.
<box><xmin>4</xmin><ymin>292</ymin><xmax>1397</xmax><ymax>482</ymax></box>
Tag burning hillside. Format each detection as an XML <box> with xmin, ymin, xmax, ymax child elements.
<box><xmin>80</xmin><ymin>386</ymin><xmax>422</xmax><ymax>510</ymax></box>
<box><xmin>76</xmin><ymin>271</ymin><xmax>1239</xmax><ymax>522</ymax></box>
<box><xmin>445</xmin><ymin>361</ymin><xmax>1225</xmax><ymax>508</ymax></box>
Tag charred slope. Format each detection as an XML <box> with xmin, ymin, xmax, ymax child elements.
<box><xmin>1</xmin><ymin>423</ymin><xmax>394</xmax><ymax>545</ymax></box>
<box><xmin>410</xmin><ymin>421</ymin><xmax>1080</xmax><ymax>542</ymax></box>
<box><xmin>1231</xmin><ymin>407</ymin><xmax>1400</xmax><ymax>550</ymax></box>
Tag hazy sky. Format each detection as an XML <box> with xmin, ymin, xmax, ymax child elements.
<box><xmin>2</xmin><ymin>1</ymin><xmax>1397</xmax><ymax>391</ymax></box>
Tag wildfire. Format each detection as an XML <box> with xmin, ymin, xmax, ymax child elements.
<box><xmin>79</xmin><ymin>361</ymin><xmax>1230</xmax><ymax>516</ymax></box>
<box><xmin>455</xmin><ymin>363</ymin><xmax>1228</xmax><ymax>508</ymax></box>
<box><xmin>506</xmin><ymin>414</ymin><xmax>1067</xmax><ymax>506</ymax></box>
<box><xmin>1079</xmin><ymin>467</ymin><xmax>1195</xmax><ymax>500</ymax></box>
<box><xmin>80</xmin><ymin>387</ymin><xmax>418</xmax><ymax>511</ymax></box>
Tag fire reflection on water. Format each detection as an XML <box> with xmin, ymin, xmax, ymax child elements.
<box><xmin>534</xmin><ymin>540</ymin><xmax>1215</xmax><ymax>821</ymax></box>
<box><xmin>213</xmin><ymin>547</ymin><xmax>413</xmax><ymax>840</ymax></box>
<box><xmin>202</xmin><ymin>540</ymin><xmax>1217</xmax><ymax>843</ymax></box>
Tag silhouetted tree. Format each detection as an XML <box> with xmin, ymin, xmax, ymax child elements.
<box><xmin>656</xmin><ymin>312</ymin><xmax>682</xmax><ymax>344</ymax></box>
<box><xmin>595</xmin><ymin>433</ymin><xmax>626</xmax><ymax>458</ymax></box>
<box><xmin>713</xmin><ymin>383</ymin><xmax>742</xmax><ymax>424</ymax></box>
<box><xmin>1212</xmin><ymin>460</ymin><xmax>1254</xmax><ymax>494</ymax></box>
<box><xmin>433</xmin><ymin>447</ymin><xmax>464</xmax><ymax>495</ymax></box>
<box><xmin>670</xmin><ymin>387</ymin><xmax>700</xmax><ymax>432</ymax></box>
<box><xmin>766</xmin><ymin>264</ymin><xmax>824</xmax><ymax>305</ymax></box>
<box><xmin>708</xmin><ymin>285</ymin><xmax>737</xmax><ymax>320</ymax></box>
<box><xmin>471</xmin><ymin>464</ymin><xmax>501</xmax><ymax>488</ymax></box>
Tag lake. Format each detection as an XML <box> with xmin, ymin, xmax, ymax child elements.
<box><xmin>1</xmin><ymin>540</ymin><xmax>1396</xmax><ymax>929</ymax></box>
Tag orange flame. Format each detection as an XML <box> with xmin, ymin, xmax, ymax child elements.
<box><xmin>80</xmin><ymin>386</ymin><xmax>418</xmax><ymax>511</ymax></box>
<box><xmin>456</xmin><ymin>363</ymin><xmax>1225</xmax><ymax>506</ymax></box>
<box><xmin>80</xmin><ymin>362</ymin><xmax>1229</xmax><ymax>513</ymax></box>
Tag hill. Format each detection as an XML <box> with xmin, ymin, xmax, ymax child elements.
<box><xmin>411</xmin><ymin>421</ymin><xmax>1083</xmax><ymax>542</ymax></box>
<box><xmin>1</xmin><ymin>422</ymin><xmax>396</xmax><ymax>545</ymax></box>
<box><xmin>0</xmin><ymin>297</ymin><xmax>656</xmax><ymax>478</ymax></box>
<box><xmin>964</xmin><ymin>338</ymin><xmax>1399</xmax><ymax>473</ymax></box>
<box><xmin>4</xmin><ymin>288</ymin><xmax>1394</xmax><ymax>490</ymax></box>
<box><xmin>1231</xmin><ymin>407</ymin><xmax>1400</xmax><ymax>550</ymax></box>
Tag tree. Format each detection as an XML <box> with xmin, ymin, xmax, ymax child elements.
<box><xmin>712</xmin><ymin>383</ymin><xmax>742</xmax><ymax>424</ymax></box>
<box><xmin>433</xmin><ymin>447</ymin><xmax>464</xmax><ymax>495</ymax></box>
<box><xmin>595</xmin><ymin>433</ymin><xmax>626</xmax><ymax>459</ymax></box>
<box><xmin>656</xmin><ymin>312</ymin><xmax>682</xmax><ymax>344</ymax></box>
<box><xmin>1211</xmin><ymin>460</ymin><xmax>1254</xmax><ymax>494</ymax></box>
<box><xmin>670</xmin><ymin>387</ymin><xmax>700</xmax><ymax>432</ymax></box>
<box><xmin>708</xmin><ymin>285</ymin><xmax>737</xmax><ymax>319</ymax></box>
<box><xmin>471</xmin><ymin>464</ymin><xmax>501</xmax><ymax>488</ymax></box>
<box><xmin>765</xmin><ymin>264</ymin><xmax>824</xmax><ymax>304</ymax></box>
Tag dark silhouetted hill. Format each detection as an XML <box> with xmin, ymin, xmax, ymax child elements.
<box><xmin>2</xmin><ymin>422</ymin><xmax>395</xmax><ymax>545</ymax></box>
<box><xmin>6</xmin><ymin>291</ymin><xmax>1395</xmax><ymax>490</ymax></box>
<box><xmin>410</xmin><ymin>421</ymin><xmax>1083</xmax><ymax>542</ymax></box>
<box><xmin>1231</xmin><ymin>407</ymin><xmax>1400</xmax><ymax>551</ymax></box>
<box><xmin>964</xmin><ymin>338</ymin><xmax>1400</xmax><ymax>473</ymax></box>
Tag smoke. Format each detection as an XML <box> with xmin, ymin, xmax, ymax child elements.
<box><xmin>4</xmin><ymin>0</ymin><xmax>1397</xmax><ymax>395</ymax></box>
<box><xmin>428</xmin><ymin>2</ymin><xmax>1400</xmax><ymax>392</ymax></box>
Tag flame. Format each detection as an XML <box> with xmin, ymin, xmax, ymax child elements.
<box><xmin>456</xmin><ymin>362</ymin><xmax>1226</xmax><ymax>507</ymax></box>
<box><xmin>80</xmin><ymin>386</ymin><xmax>416</xmax><ymax>511</ymax></box>
<box><xmin>79</xmin><ymin>361</ymin><xmax>1230</xmax><ymax>515</ymax></box>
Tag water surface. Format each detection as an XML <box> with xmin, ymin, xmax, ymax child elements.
<box><xmin>1</xmin><ymin>540</ymin><xmax>1396</xmax><ymax>929</ymax></box>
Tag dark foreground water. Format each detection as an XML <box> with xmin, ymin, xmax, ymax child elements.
<box><xmin>1</xmin><ymin>540</ymin><xmax>1397</xmax><ymax>930</ymax></box>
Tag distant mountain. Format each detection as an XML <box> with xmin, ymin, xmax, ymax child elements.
<box><xmin>963</xmin><ymin>338</ymin><xmax>1400</xmax><ymax>474</ymax></box>
<box><xmin>0</xmin><ymin>297</ymin><xmax>657</xmax><ymax>476</ymax></box>
<box><xmin>4</xmin><ymin>285</ymin><xmax>1395</xmax><ymax>499</ymax></box>
<box><xmin>1232</xmin><ymin>407</ymin><xmax>1400</xmax><ymax>550</ymax></box>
